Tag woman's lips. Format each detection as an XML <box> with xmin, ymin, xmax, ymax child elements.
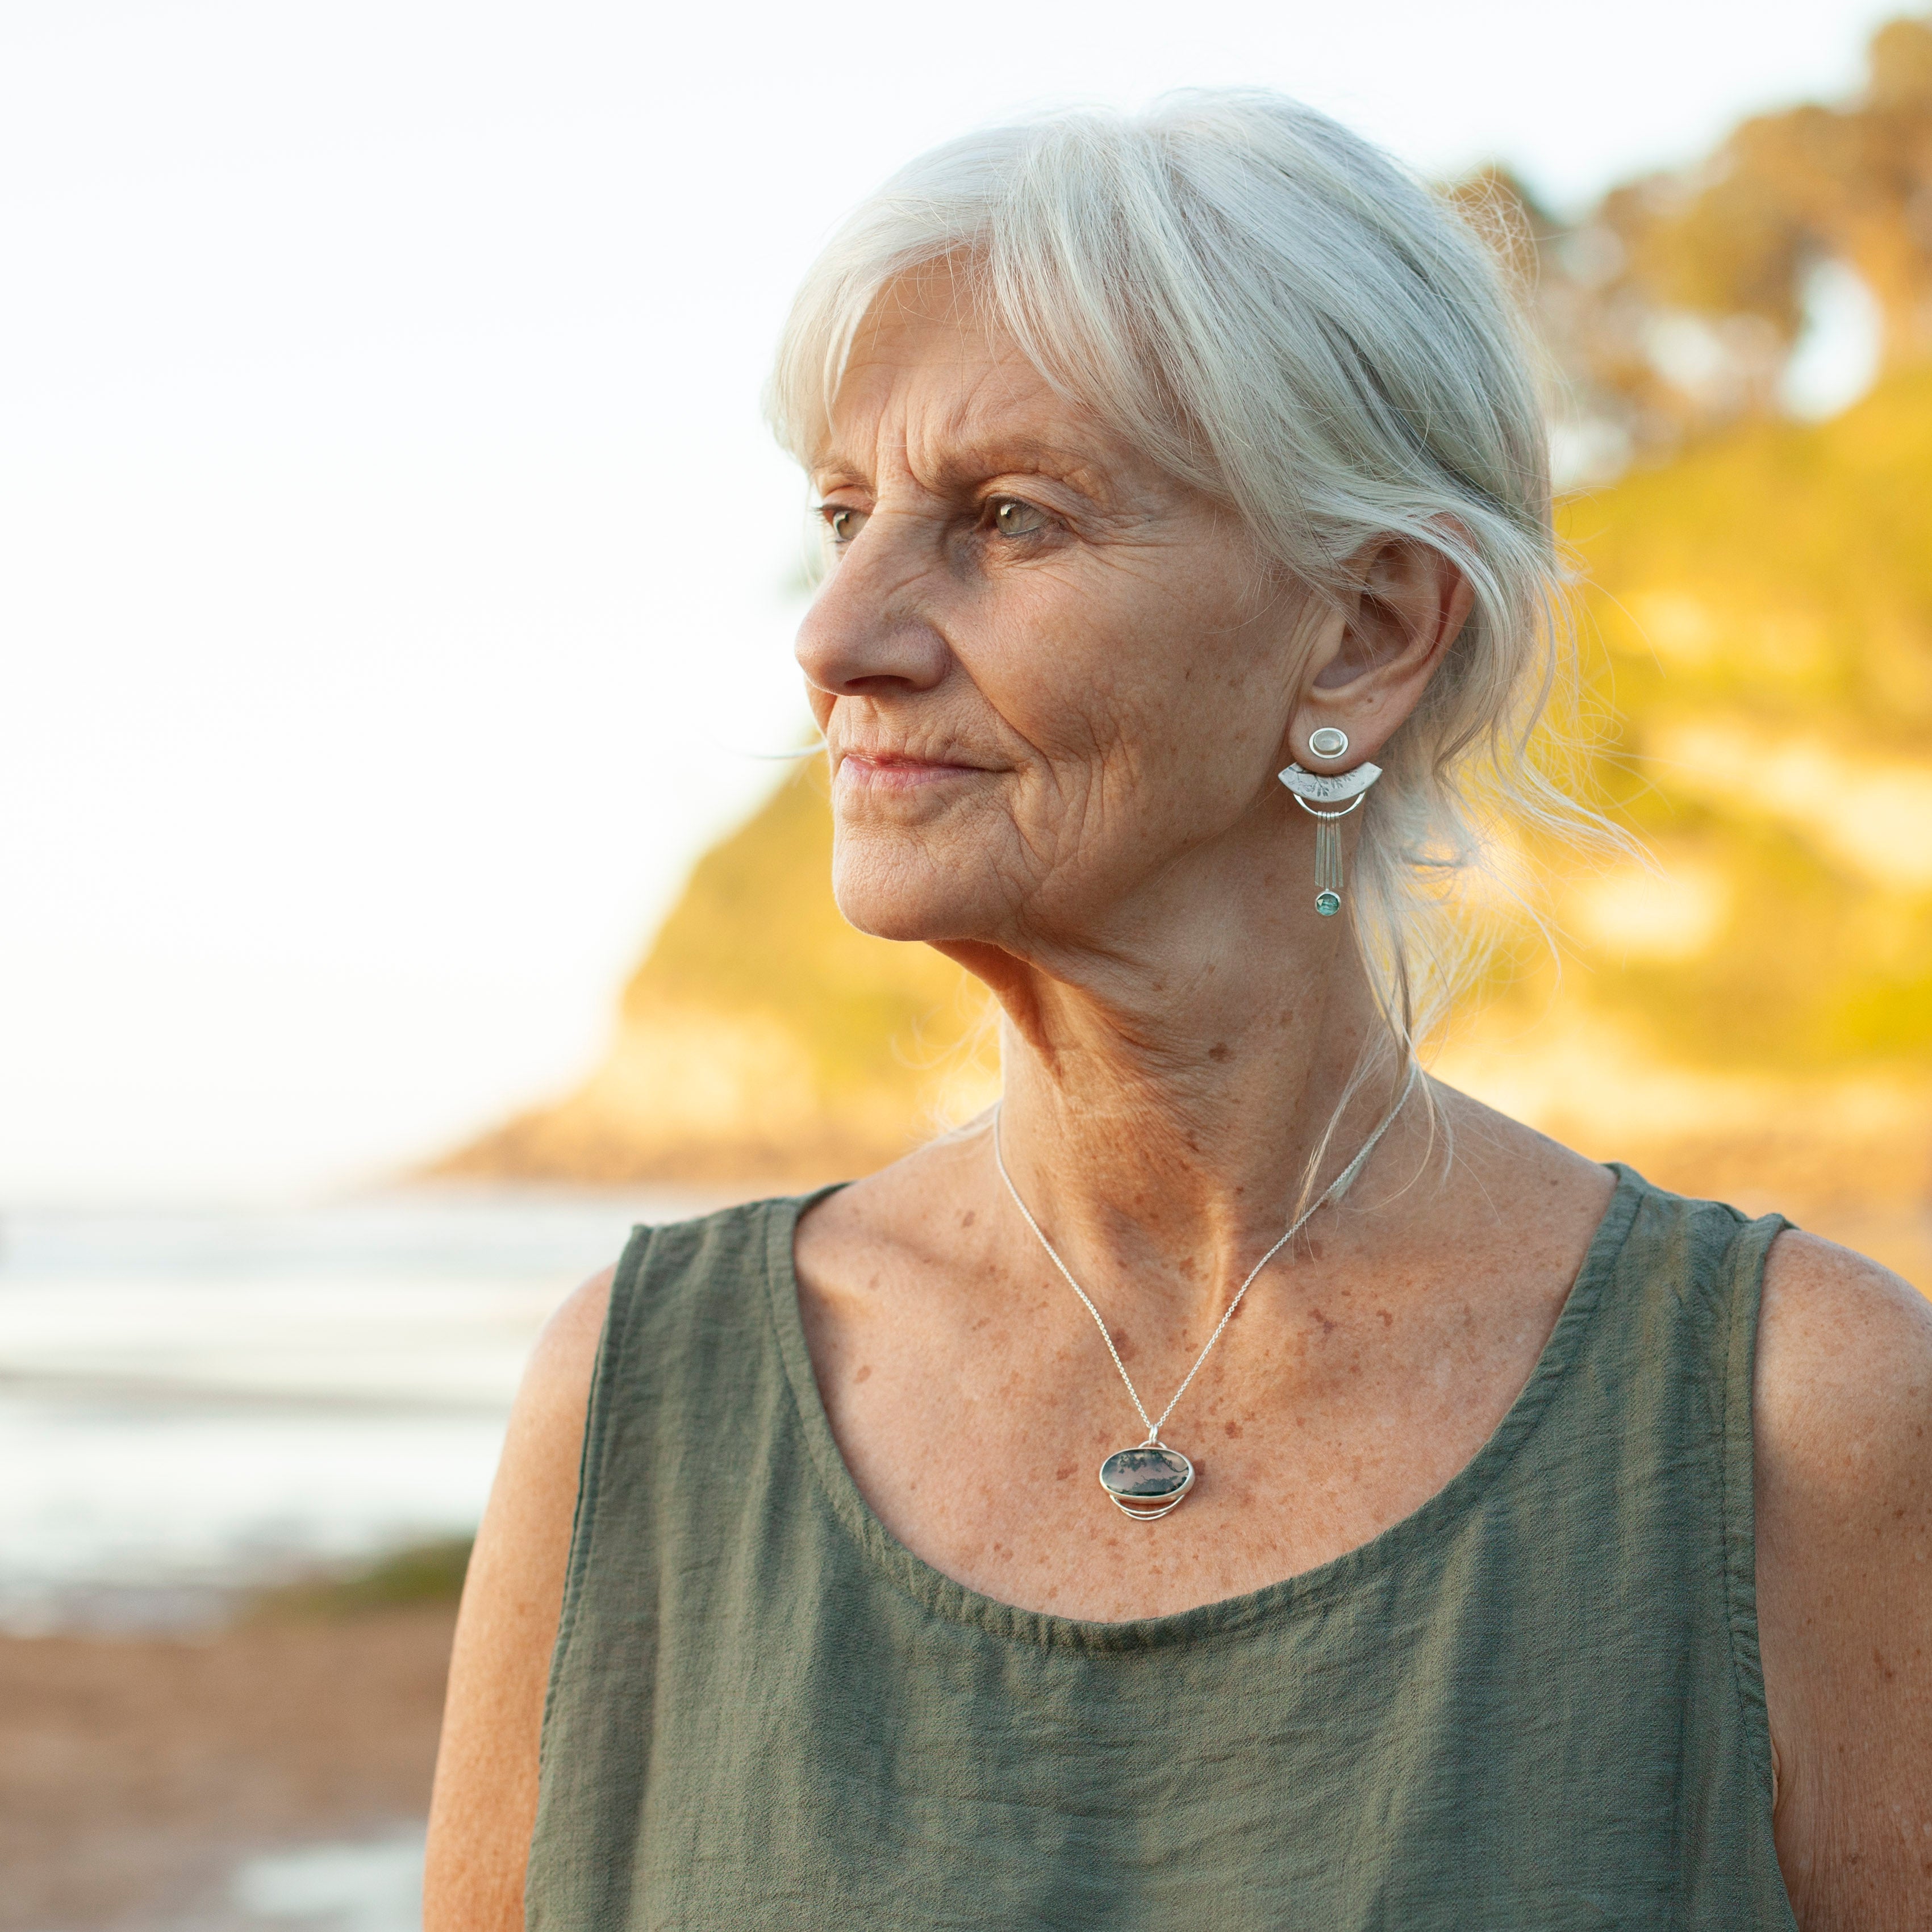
<box><xmin>837</xmin><ymin>753</ymin><xmax>984</xmax><ymax>791</ymax></box>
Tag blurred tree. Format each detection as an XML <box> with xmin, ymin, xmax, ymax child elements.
<box><xmin>1467</xmin><ymin>13</ymin><xmax>1932</xmax><ymax>476</ymax></box>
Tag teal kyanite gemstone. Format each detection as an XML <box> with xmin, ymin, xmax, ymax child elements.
<box><xmin>1315</xmin><ymin>890</ymin><xmax>1341</xmax><ymax>917</ymax></box>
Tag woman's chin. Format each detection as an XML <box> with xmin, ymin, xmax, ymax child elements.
<box><xmin>830</xmin><ymin>848</ymin><xmax>1003</xmax><ymax>947</ymax></box>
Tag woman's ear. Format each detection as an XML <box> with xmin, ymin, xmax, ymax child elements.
<box><xmin>1292</xmin><ymin>536</ymin><xmax>1473</xmax><ymax>760</ymax></box>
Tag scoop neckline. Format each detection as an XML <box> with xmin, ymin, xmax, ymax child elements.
<box><xmin>763</xmin><ymin>1162</ymin><xmax>1645</xmax><ymax>1654</ymax></box>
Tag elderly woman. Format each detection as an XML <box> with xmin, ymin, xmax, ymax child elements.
<box><xmin>427</xmin><ymin>93</ymin><xmax>1931</xmax><ymax>1929</ymax></box>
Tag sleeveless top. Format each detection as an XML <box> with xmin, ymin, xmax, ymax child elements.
<box><xmin>526</xmin><ymin>1165</ymin><xmax>1797</xmax><ymax>1930</ymax></box>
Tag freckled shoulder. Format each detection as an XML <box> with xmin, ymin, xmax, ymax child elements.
<box><xmin>1753</xmin><ymin>1229</ymin><xmax>1932</xmax><ymax>1593</ymax></box>
<box><xmin>1752</xmin><ymin>1228</ymin><xmax>1932</xmax><ymax>1926</ymax></box>
<box><xmin>1755</xmin><ymin>1229</ymin><xmax>1932</xmax><ymax>1499</ymax></box>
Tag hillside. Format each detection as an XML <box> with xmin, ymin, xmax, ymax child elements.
<box><xmin>1432</xmin><ymin>362</ymin><xmax>1932</xmax><ymax>1247</ymax></box>
<box><xmin>1549</xmin><ymin>362</ymin><xmax>1932</xmax><ymax>1075</ymax></box>
<box><xmin>437</xmin><ymin>364</ymin><xmax>1932</xmax><ymax>1258</ymax></box>
<box><xmin>436</xmin><ymin>761</ymin><xmax>995</xmax><ymax>1184</ymax></box>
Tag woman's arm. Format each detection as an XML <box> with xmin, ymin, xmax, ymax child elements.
<box><xmin>423</xmin><ymin>1266</ymin><xmax>614</xmax><ymax>1932</ymax></box>
<box><xmin>1756</xmin><ymin>1230</ymin><xmax>1932</xmax><ymax>1929</ymax></box>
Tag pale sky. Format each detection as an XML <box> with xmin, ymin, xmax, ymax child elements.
<box><xmin>1</xmin><ymin>0</ymin><xmax>1911</xmax><ymax>1199</ymax></box>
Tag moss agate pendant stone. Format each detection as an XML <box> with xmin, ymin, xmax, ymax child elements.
<box><xmin>1098</xmin><ymin>1444</ymin><xmax>1196</xmax><ymax>1520</ymax></box>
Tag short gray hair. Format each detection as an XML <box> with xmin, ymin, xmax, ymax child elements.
<box><xmin>767</xmin><ymin>90</ymin><xmax>1604</xmax><ymax>1118</ymax></box>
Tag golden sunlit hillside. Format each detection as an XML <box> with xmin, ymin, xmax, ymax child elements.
<box><xmin>1433</xmin><ymin>364</ymin><xmax>1932</xmax><ymax>1277</ymax></box>
<box><xmin>436</xmin><ymin>763</ymin><xmax>993</xmax><ymax>1186</ymax></box>
<box><xmin>1553</xmin><ymin>364</ymin><xmax>1932</xmax><ymax>1077</ymax></box>
<box><xmin>439</xmin><ymin>363</ymin><xmax>1932</xmax><ymax>1283</ymax></box>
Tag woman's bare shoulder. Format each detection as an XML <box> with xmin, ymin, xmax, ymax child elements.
<box><xmin>422</xmin><ymin>1263</ymin><xmax>615</xmax><ymax>1932</ymax></box>
<box><xmin>1756</xmin><ymin>1229</ymin><xmax>1932</xmax><ymax>1543</ymax></box>
<box><xmin>524</xmin><ymin>1263</ymin><xmax>617</xmax><ymax>1410</ymax></box>
<box><xmin>1754</xmin><ymin>1228</ymin><xmax>1932</xmax><ymax>1927</ymax></box>
<box><xmin>1422</xmin><ymin>1079</ymin><xmax>1620</xmax><ymax>1242</ymax></box>
<box><xmin>795</xmin><ymin>1131</ymin><xmax>993</xmax><ymax>1296</ymax></box>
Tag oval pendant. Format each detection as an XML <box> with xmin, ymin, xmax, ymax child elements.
<box><xmin>1098</xmin><ymin>1443</ymin><xmax>1196</xmax><ymax>1521</ymax></box>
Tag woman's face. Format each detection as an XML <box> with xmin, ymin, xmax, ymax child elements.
<box><xmin>796</xmin><ymin>279</ymin><xmax>1317</xmax><ymax>960</ymax></box>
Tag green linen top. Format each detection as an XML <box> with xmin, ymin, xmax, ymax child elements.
<box><xmin>526</xmin><ymin>1165</ymin><xmax>1798</xmax><ymax>1929</ymax></box>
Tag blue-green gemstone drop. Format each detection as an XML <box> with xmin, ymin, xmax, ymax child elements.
<box><xmin>1316</xmin><ymin>890</ymin><xmax>1341</xmax><ymax>917</ymax></box>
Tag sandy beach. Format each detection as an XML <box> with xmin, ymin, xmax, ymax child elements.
<box><xmin>0</xmin><ymin>1604</ymin><xmax>455</xmax><ymax>1931</ymax></box>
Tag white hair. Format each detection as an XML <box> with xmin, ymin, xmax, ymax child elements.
<box><xmin>767</xmin><ymin>90</ymin><xmax>1608</xmax><ymax>1174</ymax></box>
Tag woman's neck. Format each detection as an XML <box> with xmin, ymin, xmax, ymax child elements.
<box><xmin>974</xmin><ymin>913</ymin><xmax>1413</xmax><ymax>1330</ymax></box>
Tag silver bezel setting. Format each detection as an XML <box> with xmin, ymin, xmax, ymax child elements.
<box><xmin>1098</xmin><ymin>1444</ymin><xmax>1196</xmax><ymax>1520</ymax></box>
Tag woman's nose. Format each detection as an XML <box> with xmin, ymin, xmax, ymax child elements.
<box><xmin>794</xmin><ymin>521</ymin><xmax>952</xmax><ymax>698</ymax></box>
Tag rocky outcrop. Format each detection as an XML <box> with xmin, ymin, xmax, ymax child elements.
<box><xmin>433</xmin><ymin>762</ymin><xmax>997</xmax><ymax>1186</ymax></box>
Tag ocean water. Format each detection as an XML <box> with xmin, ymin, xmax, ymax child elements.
<box><xmin>226</xmin><ymin>1829</ymin><xmax>427</xmax><ymax>1932</ymax></box>
<box><xmin>0</xmin><ymin>1187</ymin><xmax>728</xmax><ymax>1631</ymax></box>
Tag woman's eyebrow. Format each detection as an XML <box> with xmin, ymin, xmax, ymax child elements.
<box><xmin>812</xmin><ymin>428</ymin><xmax>1132</xmax><ymax>505</ymax></box>
<box><xmin>809</xmin><ymin>463</ymin><xmax>868</xmax><ymax>493</ymax></box>
<box><xmin>927</xmin><ymin>437</ymin><xmax>1121</xmax><ymax>503</ymax></box>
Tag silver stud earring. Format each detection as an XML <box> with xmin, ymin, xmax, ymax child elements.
<box><xmin>1278</xmin><ymin>734</ymin><xmax>1381</xmax><ymax>917</ymax></box>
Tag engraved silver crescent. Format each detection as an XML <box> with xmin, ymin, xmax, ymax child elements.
<box><xmin>1276</xmin><ymin>760</ymin><xmax>1382</xmax><ymax>804</ymax></box>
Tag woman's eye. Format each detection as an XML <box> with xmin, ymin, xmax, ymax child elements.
<box><xmin>822</xmin><ymin>505</ymin><xmax>868</xmax><ymax>543</ymax></box>
<box><xmin>989</xmin><ymin>498</ymin><xmax>1048</xmax><ymax>539</ymax></box>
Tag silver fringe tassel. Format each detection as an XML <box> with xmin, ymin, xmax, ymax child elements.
<box><xmin>1313</xmin><ymin>814</ymin><xmax>1343</xmax><ymax>917</ymax></box>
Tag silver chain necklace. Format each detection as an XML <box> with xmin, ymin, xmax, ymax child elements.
<box><xmin>991</xmin><ymin>1063</ymin><xmax>1417</xmax><ymax>1521</ymax></box>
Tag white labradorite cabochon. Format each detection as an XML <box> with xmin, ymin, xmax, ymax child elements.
<box><xmin>1099</xmin><ymin>1445</ymin><xmax>1195</xmax><ymax>1501</ymax></box>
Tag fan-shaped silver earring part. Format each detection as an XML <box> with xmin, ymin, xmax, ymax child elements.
<box><xmin>1308</xmin><ymin>726</ymin><xmax>1349</xmax><ymax>760</ymax></box>
<box><xmin>1277</xmin><ymin>761</ymin><xmax>1381</xmax><ymax>804</ymax></box>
